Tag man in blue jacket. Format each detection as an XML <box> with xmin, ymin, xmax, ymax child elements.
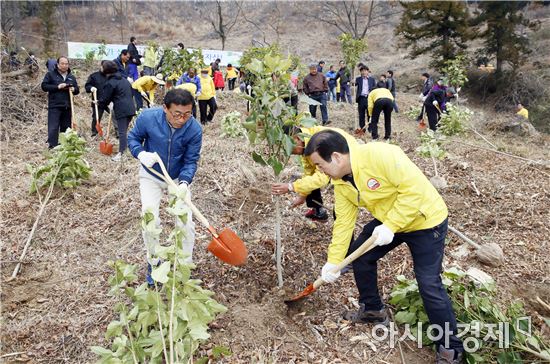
<box><xmin>113</xmin><ymin>49</ymin><xmax>131</xmax><ymax>80</ymax></box>
<box><xmin>128</xmin><ymin>88</ymin><xmax>203</xmax><ymax>285</ymax></box>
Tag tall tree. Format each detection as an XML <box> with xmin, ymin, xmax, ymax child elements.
<box><xmin>201</xmin><ymin>0</ymin><xmax>241</xmax><ymax>50</ymax></box>
<box><xmin>308</xmin><ymin>1</ymin><xmax>399</xmax><ymax>40</ymax></box>
<box><xmin>395</xmin><ymin>1</ymin><xmax>472</xmax><ymax>70</ymax></box>
<box><xmin>39</xmin><ymin>2</ymin><xmax>58</xmax><ymax>56</ymax></box>
<box><xmin>472</xmin><ymin>1</ymin><xmax>539</xmax><ymax>76</ymax></box>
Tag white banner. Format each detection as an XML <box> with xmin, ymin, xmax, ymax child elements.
<box><xmin>67</xmin><ymin>42</ymin><xmax>242</xmax><ymax>66</ymax></box>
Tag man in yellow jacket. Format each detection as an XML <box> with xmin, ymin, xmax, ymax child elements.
<box><xmin>304</xmin><ymin>130</ymin><xmax>464</xmax><ymax>364</ymax></box>
<box><xmin>272</xmin><ymin>125</ymin><xmax>357</xmax><ymax>220</ymax></box>
<box><xmin>367</xmin><ymin>84</ymin><xmax>394</xmax><ymax>140</ymax></box>
<box><xmin>516</xmin><ymin>103</ymin><xmax>529</xmax><ymax>119</ymax></box>
<box><xmin>132</xmin><ymin>73</ymin><xmax>165</xmax><ymax>110</ymax></box>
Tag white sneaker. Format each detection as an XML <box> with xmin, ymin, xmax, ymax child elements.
<box><xmin>111</xmin><ymin>152</ymin><xmax>122</xmax><ymax>162</ymax></box>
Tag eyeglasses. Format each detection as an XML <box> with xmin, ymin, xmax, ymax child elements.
<box><xmin>168</xmin><ymin>110</ymin><xmax>192</xmax><ymax>120</ymax></box>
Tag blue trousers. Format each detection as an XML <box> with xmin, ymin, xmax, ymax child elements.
<box><xmin>309</xmin><ymin>92</ymin><xmax>328</xmax><ymax>124</ymax></box>
<box><xmin>347</xmin><ymin>217</ymin><xmax>463</xmax><ymax>352</ymax></box>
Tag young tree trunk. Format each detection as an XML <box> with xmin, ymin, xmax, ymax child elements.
<box><xmin>275</xmin><ymin>191</ymin><xmax>283</xmax><ymax>287</ymax></box>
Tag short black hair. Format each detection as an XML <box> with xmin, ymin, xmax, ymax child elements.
<box><xmin>227</xmin><ymin>63</ymin><xmax>232</xmax><ymax>67</ymax></box>
<box><xmin>57</xmin><ymin>56</ymin><xmax>68</xmax><ymax>63</ymax></box>
<box><xmin>380</xmin><ymin>74</ymin><xmax>386</xmax><ymax>78</ymax></box>
<box><xmin>130</xmin><ymin>36</ymin><xmax>136</xmax><ymax>42</ymax></box>
<box><xmin>319</xmin><ymin>60</ymin><xmax>325</xmax><ymax>65</ymax></box>
<box><xmin>177</xmin><ymin>42</ymin><xmax>184</xmax><ymax>48</ymax></box>
<box><xmin>102</xmin><ymin>60</ymin><xmax>118</xmax><ymax>75</ymax></box>
<box><xmin>387</xmin><ymin>70</ymin><xmax>394</xmax><ymax>77</ymax></box>
<box><xmin>359</xmin><ymin>65</ymin><xmax>369</xmax><ymax>71</ymax></box>
<box><xmin>120</xmin><ymin>49</ymin><xmax>129</xmax><ymax>55</ymax></box>
<box><xmin>422</xmin><ymin>72</ymin><xmax>430</xmax><ymax>78</ymax></box>
<box><xmin>215</xmin><ymin>58</ymin><xmax>221</xmax><ymax>63</ymax></box>
<box><xmin>304</xmin><ymin>130</ymin><xmax>349</xmax><ymax>162</ymax></box>
<box><xmin>100</xmin><ymin>60</ymin><xmax>108</xmax><ymax>66</ymax></box>
<box><xmin>164</xmin><ymin>89</ymin><xmax>194</xmax><ymax>108</ymax></box>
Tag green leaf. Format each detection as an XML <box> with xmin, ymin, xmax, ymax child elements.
<box><xmin>212</xmin><ymin>345</ymin><xmax>232</xmax><ymax>358</ymax></box>
<box><xmin>394</xmin><ymin>311</ymin><xmax>417</xmax><ymax>325</ymax></box>
<box><xmin>283</xmin><ymin>135</ymin><xmax>295</xmax><ymax>156</ymax></box>
<box><xmin>299</xmin><ymin>117</ymin><xmax>318</xmax><ymax>128</ymax></box>
<box><xmin>91</xmin><ymin>346</ymin><xmax>114</xmax><ymax>357</ymax></box>
<box><xmin>251</xmin><ymin>151</ymin><xmax>267</xmax><ymax>166</ymax></box>
<box><xmin>269</xmin><ymin>158</ymin><xmax>284</xmax><ymax>176</ymax></box>
<box><xmin>151</xmin><ymin>261</ymin><xmax>171</xmax><ymax>284</ymax></box>
<box><xmin>106</xmin><ymin>320</ymin><xmax>123</xmax><ymax>339</ymax></box>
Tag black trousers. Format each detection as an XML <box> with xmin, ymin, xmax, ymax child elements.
<box><xmin>91</xmin><ymin>105</ymin><xmax>105</xmax><ymax>135</ymax></box>
<box><xmin>425</xmin><ymin>103</ymin><xmax>440</xmax><ymax>131</ymax></box>
<box><xmin>347</xmin><ymin>218</ymin><xmax>463</xmax><ymax>352</ymax></box>
<box><xmin>116</xmin><ymin>116</ymin><xmax>132</xmax><ymax>153</ymax></box>
<box><xmin>47</xmin><ymin>107</ymin><xmax>72</xmax><ymax>148</ymax></box>
<box><xmin>370</xmin><ymin>98</ymin><xmax>393</xmax><ymax>139</ymax></box>
<box><xmin>305</xmin><ymin>188</ymin><xmax>323</xmax><ymax>209</ymax></box>
<box><xmin>198</xmin><ymin>98</ymin><xmax>217</xmax><ymax>124</ymax></box>
<box><xmin>357</xmin><ymin>95</ymin><xmax>370</xmax><ymax>129</ymax></box>
<box><xmin>283</xmin><ymin>95</ymin><xmax>298</xmax><ymax>112</ymax></box>
<box><xmin>228</xmin><ymin>78</ymin><xmax>237</xmax><ymax>90</ymax></box>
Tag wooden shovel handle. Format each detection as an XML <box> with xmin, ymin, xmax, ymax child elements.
<box><xmin>312</xmin><ymin>234</ymin><xmax>378</xmax><ymax>290</ymax></box>
<box><xmin>146</xmin><ymin>160</ymin><xmax>219</xmax><ymax>238</ymax></box>
<box><xmin>69</xmin><ymin>88</ymin><xmax>76</xmax><ymax>131</ymax></box>
<box><xmin>105</xmin><ymin>108</ymin><xmax>112</xmax><ymax>141</ymax></box>
<box><xmin>92</xmin><ymin>90</ymin><xmax>100</xmax><ymax>123</ymax></box>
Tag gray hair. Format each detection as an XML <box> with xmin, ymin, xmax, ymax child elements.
<box><xmin>308</xmin><ymin>63</ymin><xmax>317</xmax><ymax>69</ymax></box>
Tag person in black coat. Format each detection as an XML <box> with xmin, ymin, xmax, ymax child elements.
<box><xmin>85</xmin><ymin>60</ymin><xmax>108</xmax><ymax>136</ymax></box>
<box><xmin>354</xmin><ymin>65</ymin><xmax>376</xmax><ymax>134</ymax></box>
<box><xmin>423</xmin><ymin>87</ymin><xmax>456</xmax><ymax>131</ymax></box>
<box><xmin>100</xmin><ymin>61</ymin><xmax>136</xmax><ymax>161</ymax></box>
<box><xmin>41</xmin><ymin>56</ymin><xmax>80</xmax><ymax>148</ymax></box>
<box><xmin>386</xmin><ymin>70</ymin><xmax>399</xmax><ymax>113</ymax></box>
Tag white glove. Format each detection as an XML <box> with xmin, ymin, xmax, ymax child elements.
<box><xmin>422</xmin><ymin>96</ymin><xmax>427</xmax><ymax>102</ymax></box>
<box><xmin>178</xmin><ymin>181</ymin><xmax>191</xmax><ymax>202</ymax></box>
<box><xmin>432</xmin><ymin>100</ymin><xmax>438</xmax><ymax>107</ymax></box>
<box><xmin>373</xmin><ymin>224</ymin><xmax>394</xmax><ymax>246</ymax></box>
<box><xmin>196</xmin><ymin>91</ymin><xmax>201</xmax><ymax>96</ymax></box>
<box><xmin>138</xmin><ymin>151</ymin><xmax>159</xmax><ymax>168</ymax></box>
<box><xmin>141</xmin><ymin>91</ymin><xmax>147</xmax><ymax>98</ymax></box>
<box><xmin>321</xmin><ymin>262</ymin><xmax>341</xmax><ymax>284</ymax></box>
<box><xmin>419</xmin><ymin>93</ymin><xmax>424</xmax><ymax>100</ymax></box>
<box><xmin>127</xmin><ymin>77</ymin><xmax>134</xmax><ymax>84</ymax></box>
<box><xmin>90</xmin><ymin>86</ymin><xmax>97</xmax><ymax>93</ymax></box>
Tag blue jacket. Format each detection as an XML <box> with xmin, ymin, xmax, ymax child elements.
<box><xmin>325</xmin><ymin>70</ymin><xmax>337</xmax><ymax>88</ymax></box>
<box><xmin>176</xmin><ymin>73</ymin><xmax>202</xmax><ymax>94</ymax></box>
<box><xmin>128</xmin><ymin>108</ymin><xmax>203</xmax><ymax>184</ymax></box>
<box><xmin>114</xmin><ymin>56</ymin><xmax>129</xmax><ymax>78</ymax></box>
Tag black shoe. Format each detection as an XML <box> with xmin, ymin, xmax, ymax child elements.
<box><xmin>323</xmin><ymin>120</ymin><xmax>331</xmax><ymax>125</ymax></box>
<box><xmin>343</xmin><ymin>304</ymin><xmax>390</xmax><ymax>326</ymax></box>
<box><xmin>436</xmin><ymin>347</ymin><xmax>464</xmax><ymax>364</ymax></box>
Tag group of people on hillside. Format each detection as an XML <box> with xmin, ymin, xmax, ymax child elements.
<box><xmin>303</xmin><ymin>60</ymin><xmax>399</xmax><ymax>140</ymax></box>
<box><xmin>40</xmin><ymin>39</ymin><xmax>466</xmax><ymax>363</ymax></box>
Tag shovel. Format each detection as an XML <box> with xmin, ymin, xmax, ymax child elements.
<box><xmin>285</xmin><ymin>234</ymin><xmax>377</xmax><ymax>305</ymax></box>
<box><xmin>69</xmin><ymin>87</ymin><xmax>77</xmax><ymax>132</ymax></box>
<box><xmin>146</xmin><ymin>156</ymin><xmax>247</xmax><ymax>266</ymax></box>
<box><xmin>99</xmin><ymin>110</ymin><xmax>113</xmax><ymax>155</ymax></box>
<box><xmin>92</xmin><ymin>90</ymin><xmax>104</xmax><ymax>136</ymax></box>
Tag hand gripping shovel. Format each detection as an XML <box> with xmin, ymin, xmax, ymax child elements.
<box><xmin>285</xmin><ymin>234</ymin><xmax>377</xmax><ymax>305</ymax></box>
<box><xmin>69</xmin><ymin>87</ymin><xmax>77</xmax><ymax>132</ymax></box>
<box><xmin>146</xmin><ymin>156</ymin><xmax>247</xmax><ymax>266</ymax></box>
<box><xmin>99</xmin><ymin>110</ymin><xmax>113</xmax><ymax>155</ymax></box>
<box><xmin>92</xmin><ymin>90</ymin><xmax>104</xmax><ymax>136</ymax></box>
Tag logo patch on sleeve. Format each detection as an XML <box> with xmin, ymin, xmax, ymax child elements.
<box><xmin>367</xmin><ymin>178</ymin><xmax>381</xmax><ymax>190</ymax></box>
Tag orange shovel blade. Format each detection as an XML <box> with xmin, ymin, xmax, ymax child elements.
<box><xmin>207</xmin><ymin>228</ymin><xmax>247</xmax><ymax>266</ymax></box>
<box><xmin>99</xmin><ymin>140</ymin><xmax>113</xmax><ymax>155</ymax></box>
<box><xmin>284</xmin><ymin>283</ymin><xmax>317</xmax><ymax>304</ymax></box>
<box><xmin>96</xmin><ymin>122</ymin><xmax>104</xmax><ymax>137</ymax></box>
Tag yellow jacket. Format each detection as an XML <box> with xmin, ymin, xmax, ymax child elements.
<box><xmin>175</xmin><ymin>82</ymin><xmax>197</xmax><ymax>98</ymax></box>
<box><xmin>143</xmin><ymin>47</ymin><xmax>158</xmax><ymax>69</ymax></box>
<box><xmin>132</xmin><ymin>76</ymin><xmax>159</xmax><ymax>102</ymax></box>
<box><xmin>516</xmin><ymin>108</ymin><xmax>528</xmax><ymax>119</ymax></box>
<box><xmin>293</xmin><ymin>126</ymin><xmax>358</xmax><ymax>196</ymax></box>
<box><xmin>327</xmin><ymin>142</ymin><xmax>448</xmax><ymax>264</ymax></box>
<box><xmin>367</xmin><ymin>88</ymin><xmax>394</xmax><ymax>116</ymax></box>
<box><xmin>226</xmin><ymin>67</ymin><xmax>238</xmax><ymax>79</ymax></box>
<box><xmin>198</xmin><ymin>75</ymin><xmax>216</xmax><ymax>100</ymax></box>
